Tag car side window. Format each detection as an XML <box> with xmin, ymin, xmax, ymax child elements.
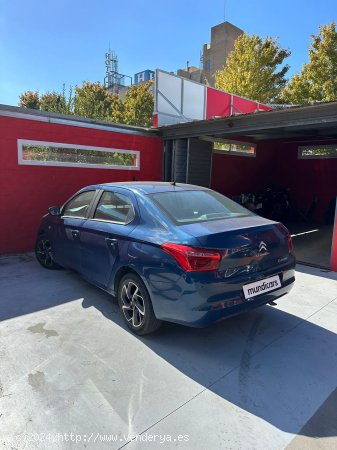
<box><xmin>62</xmin><ymin>191</ymin><xmax>96</xmax><ymax>218</ymax></box>
<box><xmin>94</xmin><ymin>191</ymin><xmax>134</xmax><ymax>224</ymax></box>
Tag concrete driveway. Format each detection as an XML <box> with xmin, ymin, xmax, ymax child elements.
<box><xmin>0</xmin><ymin>254</ymin><xmax>337</xmax><ymax>450</ymax></box>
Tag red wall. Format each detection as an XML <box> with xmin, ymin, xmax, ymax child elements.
<box><xmin>0</xmin><ymin>116</ymin><xmax>163</xmax><ymax>254</ymax></box>
<box><xmin>275</xmin><ymin>140</ymin><xmax>337</xmax><ymax>222</ymax></box>
<box><xmin>204</xmin><ymin>87</ymin><xmax>272</xmax><ymax>120</ymax></box>
<box><xmin>332</xmin><ymin>218</ymin><xmax>337</xmax><ymax>272</ymax></box>
<box><xmin>232</xmin><ymin>96</ymin><xmax>258</xmax><ymax>115</ymax></box>
<box><xmin>211</xmin><ymin>143</ymin><xmax>278</xmax><ymax>196</ymax></box>
<box><xmin>206</xmin><ymin>89</ymin><xmax>231</xmax><ymax>119</ymax></box>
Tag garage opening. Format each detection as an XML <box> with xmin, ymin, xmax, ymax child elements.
<box><xmin>283</xmin><ymin>144</ymin><xmax>336</xmax><ymax>268</ymax></box>
<box><xmin>210</xmin><ymin>139</ymin><xmax>337</xmax><ymax>269</ymax></box>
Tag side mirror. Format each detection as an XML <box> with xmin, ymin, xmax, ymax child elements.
<box><xmin>48</xmin><ymin>206</ymin><xmax>61</xmax><ymax>216</ymax></box>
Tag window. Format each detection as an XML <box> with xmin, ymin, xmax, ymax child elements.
<box><xmin>94</xmin><ymin>191</ymin><xmax>134</xmax><ymax>224</ymax></box>
<box><xmin>62</xmin><ymin>191</ymin><xmax>96</xmax><ymax>218</ymax></box>
<box><xmin>204</xmin><ymin>60</ymin><xmax>211</xmax><ymax>71</ymax></box>
<box><xmin>18</xmin><ymin>140</ymin><xmax>140</xmax><ymax>170</ymax></box>
<box><xmin>213</xmin><ymin>140</ymin><xmax>256</xmax><ymax>157</ymax></box>
<box><xmin>151</xmin><ymin>190</ymin><xmax>252</xmax><ymax>225</ymax></box>
<box><xmin>298</xmin><ymin>145</ymin><xmax>337</xmax><ymax>159</ymax></box>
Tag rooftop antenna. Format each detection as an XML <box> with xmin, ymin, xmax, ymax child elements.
<box><xmin>199</xmin><ymin>51</ymin><xmax>204</xmax><ymax>83</ymax></box>
<box><xmin>104</xmin><ymin>48</ymin><xmax>119</xmax><ymax>93</ymax></box>
<box><xmin>104</xmin><ymin>47</ymin><xmax>133</xmax><ymax>93</ymax></box>
<box><xmin>224</xmin><ymin>0</ymin><xmax>227</xmax><ymax>22</ymax></box>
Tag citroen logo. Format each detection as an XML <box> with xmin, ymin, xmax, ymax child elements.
<box><xmin>259</xmin><ymin>241</ymin><xmax>268</xmax><ymax>252</ymax></box>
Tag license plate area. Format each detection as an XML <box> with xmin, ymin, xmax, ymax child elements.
<box><xmin>243</xmin><ymin>275</ymin><xmax>281</xmax><ymax>300</ymax></box>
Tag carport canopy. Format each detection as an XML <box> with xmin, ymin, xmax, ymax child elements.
<box><xmin>158</xmin><ymin>101</ymin><xmax>337</xmax><ymax>142</ymax></box>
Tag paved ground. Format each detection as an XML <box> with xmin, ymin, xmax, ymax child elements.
<box><xmin>289</xmin><ymin>223</ymin><xmax>333</xmax><ymax>269</ymax></box>
<box><xmin>0</xmin><ymin>254</ymin><xmax>337</xmax><ymax>450</ymax></box>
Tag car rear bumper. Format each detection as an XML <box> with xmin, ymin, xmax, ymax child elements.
<box><xmin>147</xmin><ymin>265</ymin><xmax>295</xmax><ymax>327</ymax></box>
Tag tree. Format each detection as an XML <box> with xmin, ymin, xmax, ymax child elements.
<box><xmin>19</xmin><ymin>80</ymin><xmax>154</xmax><ymax>127</ymax></box>
<box><xmin>40</xmin><ymin>91</ymin><xmax>67</xmax><ymax>113</ymax></box>
<box><xmin>110</xmin><ymin>93</ymin><xmax>125</xmax><ymax>124</ymax></box>
<box><xmin>123</xmin><ymin>81</ymin><xmax>154</xmax><ymax>127</ymax></box>
<box><xmin>19</xmin><ymin>90</ymin><xmax>40</xmax><ymax>109</ymax></box>
<box><xmin>282</xmin><ymin>22</ymin><xmax>337</xmax><ymax>104</ymax></box>
<box><xmin>40</xmin><ymin>85</ymin><xmax>74</xmax><ymax>114</ymax></box>
<box><xmin>214</xmin><ymin>34</ymin><xmax>290</xmax><ymax>103</ymax></box>
<box><xmin>74</xmin><ymin>81</ymin><xmax>117</xmax><ymax>120</ymax></box>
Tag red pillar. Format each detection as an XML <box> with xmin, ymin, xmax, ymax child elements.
<box><xmin>331</xmin><ymin>197</ymin><xmax>337</xmax><ymax>272</ymax></box>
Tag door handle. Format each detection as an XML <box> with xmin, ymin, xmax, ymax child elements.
<box><xmin>106</xmin><ymin>237</ymin><xmax>118</xmax><ymax>247</ymax></box>
<box><xmin>71</xmin><ymin>230</ymin><xmax>80</xmax><ymax>238</ymax></box>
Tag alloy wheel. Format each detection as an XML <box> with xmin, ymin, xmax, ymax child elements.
<box><xmin>36</xmin><ymin>238</ymin><xmax>55</xmax><ymax>268</ymax></box>
<box><xmin>120</xmin><ymin>281</ymin><xmax>146</xmax><ymax>328</ymax></box>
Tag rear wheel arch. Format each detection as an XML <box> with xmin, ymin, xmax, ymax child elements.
<box><xmin>114</xmin><ymin>266</ymin><xmax>141</xmax><ymax>295</ymax></box>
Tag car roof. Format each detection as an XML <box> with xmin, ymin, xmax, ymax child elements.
<box><xmin>85</xmin><ymin>182</ymin><xmax>209</xmax><ymax>195</ymax></box>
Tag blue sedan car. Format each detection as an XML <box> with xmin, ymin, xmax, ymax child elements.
<box><xmin>35</xmin><ymin>182</ymin><xmax>296</xmax><ymax>335</ymax></box>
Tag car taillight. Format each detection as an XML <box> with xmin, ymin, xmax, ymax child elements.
<box><xmin>161</xmin><ymin>243</ymin><xmax>222</xmax><ymax>272</ymax></box>
<box><xmin>277</xmin><ymin>223</ymin><xmax>293</xmax><ymax>253</ymax></box>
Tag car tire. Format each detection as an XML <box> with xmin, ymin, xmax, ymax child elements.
<box><xmin>117</xmin><ymin>273</ymin><xmax>162</xmax><ymax>335</ymax></box>
<box><xmin>35</xmin><ymin>234</ymin><xmax>62</xmax><ymax>270</ymax></box>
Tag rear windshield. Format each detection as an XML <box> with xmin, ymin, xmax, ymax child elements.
<box><xmin>150</xmin><ymin>190</ymin><xmax>252</xmax><ymax>224</ymax></box>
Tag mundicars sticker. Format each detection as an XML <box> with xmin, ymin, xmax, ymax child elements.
<box><xmin>243</xmin><ymin>275</ymin><xmax>281</xmax><ymax>300</ymax></box>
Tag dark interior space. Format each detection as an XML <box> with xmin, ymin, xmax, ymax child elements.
<box><xmin>211</xmin><ymin>139</ymin><xmax>337</xmax><ymax>269</ymax></box>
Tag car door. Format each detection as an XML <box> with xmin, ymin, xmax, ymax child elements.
<box><xmin>52</xmin><ymin>190</ymin><xmax>98</xmax><ymax>270</ymax></box>
<box><xmin>79</xmin><ymin>189</ymin><xmax>139</xmax><ymax>289</ymax></box>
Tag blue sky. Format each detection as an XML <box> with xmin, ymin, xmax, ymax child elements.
<box><xmin>1</xmin><ymin>0</ymin><xmax>336</xmax><ymax>106</ymax></box>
